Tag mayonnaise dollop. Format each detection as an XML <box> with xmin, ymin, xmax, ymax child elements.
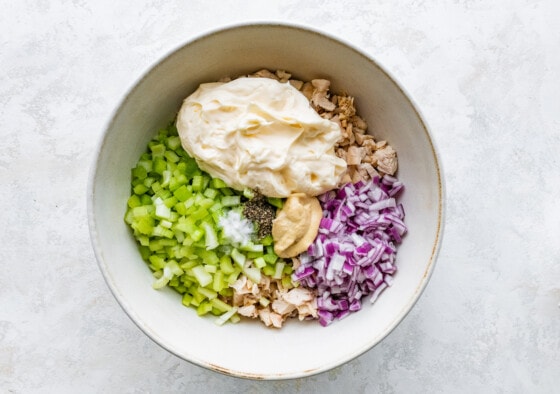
<box><xmin>176</xmin><ymin>77</ymin><xmax>347</xmax><ymax>198</ymax></box>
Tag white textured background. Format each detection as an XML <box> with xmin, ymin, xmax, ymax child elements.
<box><xmin>1</xmin><ymin>0</ymin><xmax>559</xmax><ymax>392</ymax></box>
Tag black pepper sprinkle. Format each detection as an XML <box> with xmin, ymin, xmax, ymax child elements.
<box><xmin>243</xmin><ymin>194</ymin><xmax>277</xmax><ymax>239</ymax></box>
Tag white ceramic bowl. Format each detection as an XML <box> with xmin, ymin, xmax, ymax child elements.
<box><xmin>88</xmin><ymin>23</ymin><xmax>444</xmax><ymax>380</ymax></box>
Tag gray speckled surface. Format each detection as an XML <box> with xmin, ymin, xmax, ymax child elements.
<box><xmin>1</xmin><ymin>1</ymin><xmax>559</xmax><ymax>392</ymax></box>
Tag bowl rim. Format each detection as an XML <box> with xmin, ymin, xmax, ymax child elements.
<box><xmin>87</xmin><ymin>21</ymin><xmax>446</xmax><ymax>380</ymax></box>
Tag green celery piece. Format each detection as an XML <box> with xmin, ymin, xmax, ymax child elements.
<box><xmin>227</xmin><ymin>270</ymin><xmax>241</xmax><ymax>284</ymax></box>
<box><xmin>258</xmin><ymin>297</ymin><xmax>270</xmax><ymax>307</ymax></box>
<box><xmin>155</xmin><ymin>202</ymin><xmax>171</xmax><ymax>220</ymax></box>
<box><xmin>244</xmin><ymin>267</ymin><xmax>261</xmax><ymax>284</ymax></box>
<box><xmin>167</xmin><ymin>135</ymin><xmax>181</xmax><ymax>150</ymax></box>
<box><xmin>254</xmin><ymin>257</ymin><xmax>266</xmax><ymax>269</ymax></box>
<box><xmin>134</xmin><ymin>218</ymin><xmax>154</xmax><ymax>235</ymax></box>
<box><xmin>214</xmin><ymin>307</ymin><xmax>238</xmax><ymax>326</ymax></box>
<box><xmin>197</xmin><ymin>286</ymin><xmax>217</xmax><ymax>300</ymax></box>
<box><xmin>261</xmin><ymin>234</ymin><xmax>273</xmax><ymax>246</ymax></box>
<box><xmin>192</xmin><ymin>175</ymin><xmax>203</xmax><ymax>192</ymax></box>
<box><xmin>219</xmin><ymin>287</ymin><xmax>233</xmax><ymax>298</ymax></box>
<box><xmin>200</xmin><ymin>249</ymin><xmax>219</xmax><ymax>265</ymax></box>
<box><xmin>133</xmin><ymin>184</ymin><xmax>149</xmax><ymax>195</ymax></box>
<box><xmin>221</xmin><ymin>195</ymin><xmax>240</xmax><ymax>207</ymax></box>
<box><xmin>202</xmin><ymin>222</ymin><xmax>219</xmax><ymax>250</ymax></box>
<box><xmin>173</xmin><ymin>185</ymin><xmax>191</xmax><ymax>202</ymax></box>
<box><xmin>150</xmin><ymin>143</ymin><xmax>166</xmax><ymax>157</ymax></box>
<box><xmin>230</xmin><ymin>314</ymin><xmax>241</xmax><ymax>324</ymax></box>
<box><xmin>230</xmin><ymin>248</ymin><xmax>246</xmax><ymax>268</ymax></box>
<box><xmin>273</xmin><ymin>261</ymin><xmax>285</xmax><ymax>279</ymax></box>
<box><xmin>192</xmin><ymin>265</ymin><xmax>212</xmax><ymax>287</ymax></box>
<box><xmin>219</xmin><ymin>255</ymin><xmax>235</xmax><ymax>274</ymax></box>
<box><xmin>267</xmin><ymin>197</ymin><xmax>284</xmax><ymax>208</ymax></box>
<box><xmin>164</xmin><ymin>150</ymin><xmax>180</xmax><ymax>163</ymax></box>
<box><xmin>153</xmin><ymin>157</ymin><xmax>167</xmax><ymax>174</ymax></box>
<box><xmin>152</xmin><ymin>225</ymin><xmax>174</xmax><ymax>239</ymax></box>
<box><xmin>163</xmin><ymin>196</ymin><xmax>178</xmax><ymax>208</ymax></box>
<box><xmin>210</xmin><ymin>298</ymin><xmax>232</xmax><ymax>312</ymax></box>
<box><xmin>210</xmin><ymin>177</ymin><xmax>228</xmax><ymax>189</ymax></box>
<box><xmin>243</xmin><ymin>188</ymin><xmax>255</xmax><ymax>199</ymax></box>
<box><xmin>239</xmin><ymin>242</ymin><xmax>263</xmax><ymax>253</ymax></box>
<box><xmin>190</xmin><ymin>229</ymin><xmax>204</xmax><ymax>242</ymax></box>
<box><xmin>281</xmin><ymin>275</ymin><xmax>293</xmax><ymax>289</ymax></box>
<box><xmin>137</xmin><ymin>160</ymin><xmax>153</xmax><ymax>174</ymax></box>
<box><xmin>140</xmin><ymin>194</ymin><xmax>152</xmax><ymax>205</ymax></box>
<box><xmin>161</xmin><ymin>170</ymin><xmax>172</xmax><ymax>187</ymax></box>
<box><xmin>263</xmin><ymin>253</ymin><xmax>278</xmax><ymax>265</ymax></box>
<box><xmin>212</xmin><ymin>271</ymin><xmax>224</xmax><ymax>292</ymax></box>
<box><xmin>184</xmin><ymin>158</ymin><xmax>199</xmax><ymax>178</ymax></box>
<box><xmin>196</xmin><ymin>301</ymin><xmax>212</xmax><ymax>316</ymax></box>
<box><xmin>283</xmin><ymin>264</ymin><xmax>293</xmax><ymax>275</ymax></box>
<box><xmin>182</xmin><ymin>293</ymin><xmax>193</xmax><ymax>306</ymax></box>
<box><xmin>204</xmin><ymin>264</ymin><xmax>217</xmax><ymax>274</ymax></box>
<box><xmin>220</xmin><ymin>187</ymin><xmax>234</xmax><ymax>196</ymax></box>
<box><xmin>203</xmin><ymin>188</ymin><xmax>218</xmax><ymax>200</ymax></box>
<box><xmin>132</xmin><ymin>165</ymin><xmax>147</xmax><ymax>180</ymax></box>
<box><xmin>263</xmin><ymin>265</ymin><xmax>275</xmax><ymax>277</ymax></box>
<box><xmin>127</xmin><ymin>195</ymin><xmax>142</xmax><ymax>208</ymax></box>
<box><xmin>138</xmin><ymin>246</ymin><xmax>151</xmax><ymax>261</ymax></box>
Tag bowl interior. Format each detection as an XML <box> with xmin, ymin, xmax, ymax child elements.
<box><xmin>89</xmin><ymin>24</ymin><xmax>443</xmax><ymax>379</ymax></box>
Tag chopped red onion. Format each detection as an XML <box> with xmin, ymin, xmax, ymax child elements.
<box><xmin>293</xmin><ymin>176</ymin><xmax>406</xmax><ymax>326</ymax></box>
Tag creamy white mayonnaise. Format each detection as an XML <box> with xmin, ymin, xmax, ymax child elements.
<box><xmin>176</xmin><ymin>77</ymin><xmax>346</xmax><ymax>197</ymax></box>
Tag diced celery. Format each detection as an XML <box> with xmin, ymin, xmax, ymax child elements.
<box><xmin>173</xmin><ymin>185</ymin><xmax>191</xmax><ymax>202</ymax></box>
<box><xmin>219</xmin><ymin>255</ymin><xmax>235</xmax><ymax>274</ymax></box>
<box><xmin>244</xmin><ymin>267</ymin><xmax>261</xmax><ymax>284</ymax></box>
<box><xmin>242</xmin><ymin>188</ymin><xmax>255</xmax><ymax>199</ymax></box>
<box><xmin>214</xmin><ymin>307</ymin><xmax>238</xmax><ymax>326</ymax></box>
<box><xmin>281</xmin><ymin>275</ymin><xmax>293</xmax><ymax>289</ymax></box>
<box><xmin>192</xmin><ymin>265</ymin><xmax>212</xmax><ymax>287</ymax></box>
<box><xmin>190</xmin><ymin>229</ymin><xmax>204</xmax><ymax>242</ymax></box>
<box><xmin>164</xmin><ymin>150</ymin><xmax>179</xmax><ymax>163</ymax></box>
<box><xmin>273</xmin><ymin>261</ymin><xmax>285</xmax><ymax>279</ymax></box>
<box><xmin>150</xmin><ymin>143</ymin><xmax>166</xmax><ymax>157</ymax></box>
<box><xmin>261</xmin><ymin>234</ymin><xmax>273</xmax><ymax>246</ymax></box>
<box><xmin>230</xmin><ymin>248</ymin><xmax>246</xmax><ymax>268</ymax></box>
<box><xmin>221</xmin><ymin>195</ymin><xmax>240</xmax><ymax>207</ymax></box>
<box><xmin>263</xmin><ymin>265</ymin><xmax>275</xmax><ymax>277</ymax></box>
<box><xmin>132</xmin><ymin>164</ymin><xmax>148</xmax><ymax>180</ymax></box>
<box><xmin>182</xmin><ymin>293</ymin><xmax>193</xmax><ymax>306</ymax></box>
<box><xmin>202</xmin><ymin>222</ymin><xmax>219</xmax><ymax>250</ymax></box>
<box><xmin>254</xmin><ymin>257</ymin><xmax>266</xmax><ymax>269</ymax></box>
<box><xmin>263</xmin><ymin>253</ymin><xmax>278</xmax><ymax>265</ymax></box>
<box><xmin>161</xmin><ymin>170</ymin><xmax>172</xmax><ymax>187</ymax></box>
<box><xmin>197</xmin><ymin>301</ymin><xmax>213</xmax><ymax>316</ymax></box>
<box><xmin>197</xmin><ymin>287</ymin><xmax>217</xmax><ymax>300</ymax></box>
<box><xmin>203</xmin><ymin>188</ymin><xmax>218</xmax><ymax>200</ymax></box>
<box><xmin>259</xmin><ymin>297</ymin><xmax>270</xmax><ymax>307</ymax></box>
<box><xmin>153</xmin><ymin>157</ymin><xmax>167</xmax><ymax>174</ymax></box>
<box><xmin>167</xmin><ymin>135</ymin><xmax>181</xmax><ymax>150</ymax></box>
<box><xmin>212</xmin><ymin>271</ymin><xmax>224</xmax><ymax>292</ymax></box>
<box><xmin>192</xmin><ymin>175</ymin><xmax>203</xmax><ymax>191</ymax></box>
<box><xmin>133</xmin><ymin>184</ymin><xmax>149</xmax><ymax>195</ymax></box>
<box><xmin>127</xmin><ymin>195</ymin><xmax>142</xmax><ymax>208</ymax></box>
<box><xmin>204</xmin><ymin>264</ymin><xmax>217</xmax><ymax>274</ymax></box>
<box><xmin>211</xmin><ymin>177</ymin><xmax>228</xmax><ymax>189</ymax></box>
<box><xmin>210</xmin><ymin>298</ymin><xmax>232</xmax><ymax>312</ymax></box>
<box><xmin>239</xmin><ymin>242</ymin><xmax>263</xmax><ymax>253</ymax></box>
<box><xmin>267</xmin><ymin>197</ymin><xmax>284</xmax><ymax>208</ymax></box>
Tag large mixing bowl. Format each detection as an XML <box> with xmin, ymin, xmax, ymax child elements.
<box><xmin>88</xmin><ymin>23</ymin><xmax>444</xmax><ymax>379</ymax></box>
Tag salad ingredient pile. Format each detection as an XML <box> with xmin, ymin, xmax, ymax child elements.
<box><xmin>125</xmin><ymin>69</ymin><xmax>407</xmax><ymax>328</ymax></box>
